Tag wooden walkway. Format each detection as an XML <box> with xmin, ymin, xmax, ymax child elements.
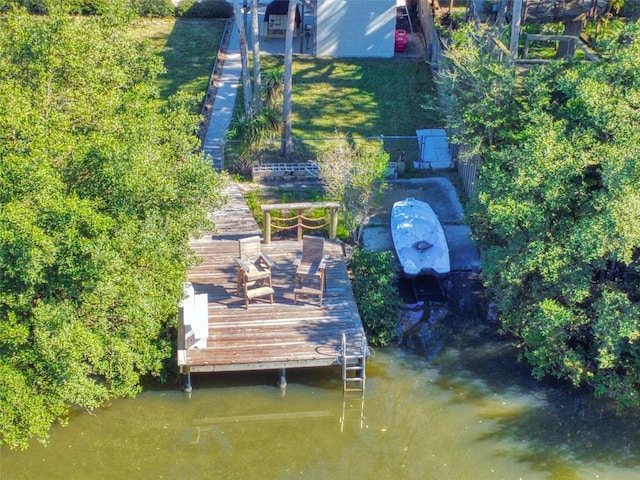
<box><xmin>178</xmin><ymin>236</ymin><xmax>367</xmax><ymax>387</ymax></box>
<box><xmin>203</xmin><ymin>182</ymin><xmax>262</xmax><ymax>240</ymax></box>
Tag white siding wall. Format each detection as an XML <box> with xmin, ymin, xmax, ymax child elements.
<box><xmin>316</xmin><ymin>0</ymin><xmax>396</xmax><ymax>58</ymax></box>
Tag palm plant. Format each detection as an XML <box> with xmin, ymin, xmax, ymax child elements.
<box><xmin>262</xmin><ymin>67</ymin><xmax>284</xmax><ymax>110</ymax></box>
<box><xmin>227</xmin><ymin>109</ymin><xmax>280</xmax><ymax>146</ymax></box>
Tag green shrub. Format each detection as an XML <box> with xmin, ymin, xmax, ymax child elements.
<box><xmin>178</xmin><ymin>0</ymin><xmax>233</xmax><ymax>18</ymax></box>
<box><xmin>4</xmin><ymin>0</ymin><xmax>47</xmax><ymax>13</ymax></box>
<box><xmin>244</xmin><ymin>189</ymin><xmax>262</xmax><ymax>220</ymax></box>
<box><xmin>6</xmin><ymin>0</ymin><xmax>125</xmax><ymax>14</ymax></box>
<box><xmin>135</xmin><ymin>0</ymin><xmax>175</xmax><ymax>17</ymax></box>
<box><xmin>76</xmin><ymin>0</ymin><xmax>111</xmax><ymax>14</ymax></box>
<box><xmin>227</xmin><ymin>108</ymin><xmax>281</xmax><ymax>145</ymax></box>
<box><xmin>174</xmin><ymin>0</ymin><xmax>195</xmax><ymax>16</ymax></box>
<box><xmin>349</xmin><ymin>248</ymin><xmax>401</xmax><ymax>346</ymax></box>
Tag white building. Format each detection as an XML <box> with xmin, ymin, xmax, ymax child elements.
<box><xmin>262</xmin><ymin>0</ymin><xmax>397</xmax><ymax>58</ymax></box>
<box><xmin>314</xmin><ymin>0</ymin><xmax>396</xmax><ymax>58</ymax></box>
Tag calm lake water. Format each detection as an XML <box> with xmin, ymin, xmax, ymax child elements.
<box><xmin>3</xmin><ymin>278</ymin><xmax>640</xmax><ymax>479</ymax></box>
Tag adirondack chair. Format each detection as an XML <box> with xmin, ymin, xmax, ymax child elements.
<box><xmin>293</xmin><ymin>235</ymin><xmax>327</xmax><ymax>306</ymax></box>
<box><xmin>235</xmin><ymin>236</ymin><xmax>275</xmax><ymax>309</ymax></box>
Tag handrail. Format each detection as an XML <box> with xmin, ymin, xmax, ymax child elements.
<box><xmin>261</xmin><ymin>202</ymin><xmax>340</xmax><ymax>243</ymax></box>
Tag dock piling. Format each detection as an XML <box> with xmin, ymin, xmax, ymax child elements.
<box><xmin>278</xmin><ymin>368</ymin><xmax>287</xmax><ymax>390</ymax></box>
<box><xmin>182</xmin><ymin>372</ymin><xmax>193</xmax><ymax>393</ymax></box>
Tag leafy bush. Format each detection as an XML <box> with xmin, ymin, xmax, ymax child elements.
<box><xmin>135</xmin><ymin>0</ymin><xmax>175</xmax><ymax>17</ymax></box>
<box><xmin>0</xmin><ymin>8</ymin><xmax>226</xmax><ymax>449</ymax></box>
<box><xmin>3</xmin><ymin>0</ymin><xmax>231</xmax><ymax>17</ymax></box>
<box><xmin>69</xmin><ymin>0</ymin><xmax>106</xmax><ymax>14</ymax></box>
<box><xmin>317</xmin><ymin>135</ymin><xmax>389</xmax><ymax>245</ymax></box>
<box><xmin>174</xmin><ymin>0</ymin><xmax>195</xmax><ymax>16</ymax></box>
<box><xmin>177</xmin><ymin>0</ymin><xmax>233</xmax><ymax>18</ymax></box>
<box><xmin>1</xmin><ymin>0</ymin><xmax>46</xmax><ymax>13</ymax></box>
<box><xmin>349</xmin><ymin>249</ymin><xmax>401</xmax><ymax>346</ymax></box>
<box><xmin>5</xmin><ymin>0</ymin><xmax>115</xmax><ymax>15</ymax></box>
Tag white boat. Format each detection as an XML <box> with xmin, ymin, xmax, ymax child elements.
<box><xmin>391</xmin><ymin>197</ymin><xmax>450</xmax><ymax>279</ymax></box>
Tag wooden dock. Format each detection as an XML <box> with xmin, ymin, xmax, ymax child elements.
<box><xmin>178</xmin><ymin>237</ymin><xmax>367</xmax><ymax>388</ymax></box>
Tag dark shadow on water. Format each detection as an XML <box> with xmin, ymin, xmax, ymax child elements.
<box><xmin>400</xmin><ymin>270</ymin><xmax>640</xmax><ymax>473</ymax></box>
<box><xmin>188</xmin><ymin>370</ymin><xmax>285</xmax><ymax>390</ymax></box>
<box><xmin>443</xmin><ymin>336</ymin><xmax>640</xmax><ymax>471</ymax></box>
<box><xmin>185</xmin><ymin>366</ymin><xmax>344</xmax><ymax>392</ymax></box>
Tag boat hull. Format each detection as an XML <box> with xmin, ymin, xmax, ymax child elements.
<box><xmin>391</xmin><ymin>197</ymin><xmax>450</xmax><ymax>279</ymax></box>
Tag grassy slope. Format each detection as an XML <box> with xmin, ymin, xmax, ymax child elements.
<box><xmin>129</xmin><ymin>18</ymin><xmax>226</xmax><ymax>110</ymax></box>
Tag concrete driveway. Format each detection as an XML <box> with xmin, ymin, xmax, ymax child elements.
<box><xmin>362</xmin><ymin>177</ymin><xmax>481</xmax><ymax>273</ymax></box>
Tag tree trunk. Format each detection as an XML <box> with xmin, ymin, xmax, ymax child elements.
<box><xmin>281</xmin><ymin>0</ymin><xmax>296</xmax><ymax>158</ymax></box>
<box><xmin>556</xmin><ymin>19</ymin><xmax>582</xmax><ymax>59</ymax></box>
<box><xmin>233</xmin><ymin>0</ymin><xmax>252</xmax><ymax>117</ymax></box>
<box><xmin>251</xmin><ymin>0</ymin><xmax>262</xmax><ymax>115</ymax></box>
<box><xmin>509</xmin><ymin>0</ymin><xmax>523</xmax><ymax>60</ymax></box>
<box><xmin>495</xmin><ymin>0</ymin><xmax>509</xmax><ymax>33</ymax></box>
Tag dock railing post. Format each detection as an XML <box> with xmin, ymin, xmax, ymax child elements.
<box><xmin>329</xmin><ymin>206</ymin><xmax>338</xmax><ymax>240</ymax></box>
<box><xmin>261</xmin><ymin>202</ymin><xmax>340</xmax><ymax>243</ymax></box>
<box><xmin>264</xmin><ymin>210</ymin><xmax>272</xmax><ymax>244</ymax></box>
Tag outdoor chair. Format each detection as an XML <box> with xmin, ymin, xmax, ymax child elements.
<box><xmin>235</xmin><ymin>236</ymin><xmax>275</xmax><ymax>309</ymax></box>
<box><xmin>293</xmin><ymin>235</ymin><xmax>327</xmax><ymax>306</ymax></box>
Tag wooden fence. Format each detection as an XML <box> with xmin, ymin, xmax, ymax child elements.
<box><xmin>417</xmin><ymin>0</ymin><xmax>482</xmax><ymax>199</ymax></box>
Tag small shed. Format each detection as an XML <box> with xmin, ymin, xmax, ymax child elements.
<box><xmin>263</xmin><ymin>0</ymin><xmax>302</xmax><ymax>38</ymax></box>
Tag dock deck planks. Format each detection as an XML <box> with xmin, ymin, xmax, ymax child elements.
<box><xmin>179</xmin><ymin>238</ymin><xmax>366</xmax><ymax>376</ymax></box>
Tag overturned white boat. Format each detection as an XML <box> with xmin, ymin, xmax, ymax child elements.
<box><xmin>391</xmin><ymin>197</ymin><xmax>450</xmax><ymax>279</ymax></box>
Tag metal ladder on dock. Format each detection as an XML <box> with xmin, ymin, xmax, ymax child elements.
<box><xmin>340</xmin><ymin>333</ymin><xmax>366</xmax><ymax>392</ymax></box>
<box><xmin>339</xmin><ymin>333</ymin><xmax>367</xmax><ymax>431</ymax></box>
<box><xmin>340</xmin><ymin>389</ymin><xmax>365</xmax><ymax>432</ymax></box>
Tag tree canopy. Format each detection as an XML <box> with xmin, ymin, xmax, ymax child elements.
<box><xmin>317</xmin><ymin>133</ymin><xmax>389</xmax><ymax>245</ymax></box>
<box><xmin>443</xmin><ymin>24</ymin><xmax>640</xmax><ymax>409</ymax></box>
<box><xmin>0</xmin><ymin>7</ymin><xmax>225</xmax><ymax>449</ymax></box>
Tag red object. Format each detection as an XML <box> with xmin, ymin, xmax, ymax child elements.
<box><xmin>395</xmin><ymin>29</ymin><xmax>408</xmax><ymax>53</ymax></box>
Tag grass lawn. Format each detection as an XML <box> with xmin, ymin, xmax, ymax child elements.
<box><xmin>257</xmin><ymin>56</ymin><xmax>442</xmax><ymax>138</ymax></box>
<box><xmin>129</xmin><ymin>18</ymin><xmax>227</xmax><ymax>111</ymax></box>
<box><xmin>229</xmin><ymin>56</ymin><xmax>443</xmax><ymax>166</ymax></box>
<box><xmin>289</xmin><ymin>58</ymin><xmax>441</xmax><ymax>137</ymax></box>
<box><xmin>131</xmin><ymin>18</ymin><xmax>443</xmax><ymax>167</ymax></box>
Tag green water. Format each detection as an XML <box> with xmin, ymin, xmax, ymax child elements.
<box><xmin>2</xmin><ymin>341</ymin><xmax>640</xmax><ymax>480</ymax></box>
<box><xmin>3</xmin><ymin>278</ymin><xmax>640</xmax><ymax>480</ymax></box>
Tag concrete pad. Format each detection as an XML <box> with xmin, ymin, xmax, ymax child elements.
<box><xmin>362</xmin><ymin>226</ymin><xmax>393</xmax><ymax>252</ymax></box>
<box><xmin>443</xmin><ymin>224</ymin><xmax>481</xmax><ymax>272</ymax></box>
<box><xmin>363</xmin><ymin>176</ymin><xmax>481</xmax><ymax>272</ymax></box>
<box><xmin>370</xmin><ymin>177</ymin><xmax>465</xmax><ymax>225</ymax></box>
